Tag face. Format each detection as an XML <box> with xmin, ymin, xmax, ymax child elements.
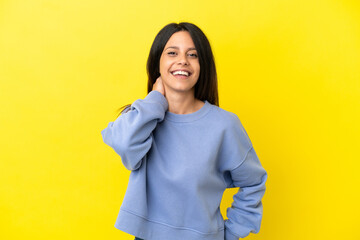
<box><xmin>159</xmin><ymin>31</ymin><xmax>200</xmax><ymax>96</ymax></box>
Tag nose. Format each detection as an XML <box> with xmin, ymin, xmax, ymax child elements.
<box><xmin>177</xmin><ymin>53</ymin><xmax>189</xmax><ymax>65</ymax></box>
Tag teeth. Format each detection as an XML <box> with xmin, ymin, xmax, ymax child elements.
<box><xmin>172</xmin><ymin>70</ymin><xmax>189</xmax><ymax>76</ymax></box>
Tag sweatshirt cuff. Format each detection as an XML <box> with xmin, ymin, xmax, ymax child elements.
<box><xmin>225</xmin><ymin>227</ymin><xmax>239</xmax><ymax>240</ymax></box>
<box><xmin>145</xmin><ymin>90</ymin><xmax>169</xmax><ymax>112</ymax></box>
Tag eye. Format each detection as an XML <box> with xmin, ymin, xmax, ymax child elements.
<box><xmin>167</xmin><ymin>51</ymin><xmax>176</xmax><ymax>56</ymax></box>
<box><xmin>188</xmin><ymin>53</ymin><xmax>198</xmax><ymax>58</ymax></box>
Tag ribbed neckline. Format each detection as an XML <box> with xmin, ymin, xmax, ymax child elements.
<box><xmin>165</xmin><ymin>100</ymin><xmax>212</xmax><ymax>123</ymax></box>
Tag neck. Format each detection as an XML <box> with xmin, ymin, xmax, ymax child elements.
<box><xmin>165</xmin><ymin>90</ymin><xmax>203</xmax><ymax>115</ymax></box>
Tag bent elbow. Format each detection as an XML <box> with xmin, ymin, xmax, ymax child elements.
<box><xmin>113</xmin><ymin>141</ymin><xmax>149</xmax><ymax>171</ymax></box>
<box><xmin>119</xmin><ymin>151</ymin><xmax>145</xmax><ymax>171</ymax></box>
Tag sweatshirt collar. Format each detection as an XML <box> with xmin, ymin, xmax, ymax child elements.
<box><xmin>165</xmin><ymin>100</ymin><xmax>212</xmax><ymax>123</ymax></box>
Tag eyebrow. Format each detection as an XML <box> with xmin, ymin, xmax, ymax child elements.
<box><xmin>165</xmin><ymin>46</ymin><xmax>197</xmax><ymax>51</ymax></box>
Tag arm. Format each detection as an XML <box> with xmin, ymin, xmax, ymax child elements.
<box><xmin>225</xmin><ymin>146</ymin><xmax>268</xmax><ymax>239</ymax></box>
<box><xmin>101</xmin><ymin>90</ymin><xmax>168</xmax><ymax>171</ymax></box>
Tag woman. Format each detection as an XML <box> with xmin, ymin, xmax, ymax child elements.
<box><xmin>101</xmin><ymin>22</ymin><xmax>267</xmax><ymax>240</ymax></box>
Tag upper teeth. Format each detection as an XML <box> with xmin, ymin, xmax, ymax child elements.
<box><xmin>172</xmin><ymin>70</ymin><xmax>189</xmax><ymax>76</ymax></box>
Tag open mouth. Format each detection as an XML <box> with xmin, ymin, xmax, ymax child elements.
<box><xmin>171</xmin><ymin>70</ymin><xmax>191</xmax><ymax>77</ymax></box>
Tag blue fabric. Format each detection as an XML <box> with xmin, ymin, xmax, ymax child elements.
<box><xmin>101</xmin><ymin>90</ymin><xmax>267</xmax><ymax>240</ymax></box>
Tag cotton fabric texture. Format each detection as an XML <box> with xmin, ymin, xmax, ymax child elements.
<box><xmin>101</xmin><ymin>90</ymin><xmax>267</xmax><ymax>240</ymax></box>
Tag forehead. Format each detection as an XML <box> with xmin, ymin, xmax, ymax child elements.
<box><xmin>164</xmin><ymin>31</ymin><xmax>196</xmax><ymax>49</ymax></box>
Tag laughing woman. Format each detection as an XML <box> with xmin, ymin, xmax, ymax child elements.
<box><xmin>101</xmin><ymin>22</ymin><xmax>268</xmax><ymax>240</ymax></box>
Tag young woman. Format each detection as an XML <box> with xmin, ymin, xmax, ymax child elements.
<box><xmin>101</xmin><ymin>22</ymin><xmax>267</xmax><ymax>240</ymax></box>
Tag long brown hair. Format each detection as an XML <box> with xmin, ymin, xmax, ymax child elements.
<box><xmin>116</xmin><ymin>22</ymin><xmax>218</xmax><ymax>118</ymax></box>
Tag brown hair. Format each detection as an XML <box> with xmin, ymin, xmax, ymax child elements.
<box><xmin>116</xmin><ymin>22</ymin><xmax>218</xmax><ymax>117</ymax></box>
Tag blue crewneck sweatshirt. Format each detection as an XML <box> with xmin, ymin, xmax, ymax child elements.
<box><xmin>101</xmin><ymin>90</ymin><xmax>267</xmax><ymax>240</ymax></box>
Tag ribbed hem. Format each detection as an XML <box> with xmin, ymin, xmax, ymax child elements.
<box><xmin>115</xmin><ymin>208</ymin><xmax>224</xmax><ymax>240</ymax></box>
<box><xmin>225</xmin><ymin>227</ymin><xmax>239</xmax><ymax>240</ymax></box>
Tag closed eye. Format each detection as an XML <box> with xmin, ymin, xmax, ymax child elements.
<box><xmin>166</xmin><ymin>51</ymin><xmax>197</xmax><ymax>58</ymax></box>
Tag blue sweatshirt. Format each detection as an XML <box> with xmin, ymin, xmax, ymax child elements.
<box><xmin>101</xmin><ymin>90</ymin><xmax>267</xmax><ymax>240</ymax></box>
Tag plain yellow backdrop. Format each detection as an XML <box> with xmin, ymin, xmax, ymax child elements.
<box><xmin>1</xmin><ymin>0</ymin><xmax>359</xmax><ymax>239</ymax></box>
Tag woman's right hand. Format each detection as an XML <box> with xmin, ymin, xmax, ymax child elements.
<box><xmin>152</xmin><ymin>76</ymin><xmax>166</xmax><ymax>97</ymax></box>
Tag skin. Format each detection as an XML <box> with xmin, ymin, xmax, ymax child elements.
<box><xmin>152</xmin><ymin>31</ymin><xmax>204</xmax><ymax>115</ymax></box>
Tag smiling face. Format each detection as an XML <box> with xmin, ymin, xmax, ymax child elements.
<box><xmin>159</xmin><ymin>31</ymin><xmax>200</xmax><ymax>96</ymax></box>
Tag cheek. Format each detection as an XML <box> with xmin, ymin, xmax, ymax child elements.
<box><xmin>159</xmin><ymin>59</ymin><xmax>169</xmax><ymax>75</ymax></box>
<box><xmin>194</xmin><ymin>64</ymin><xmax>200</xmax><ymax>78</ymax></box>
<box><xmin>193</xmin><ymin>61</ymin><xmax>200</xmax><ymax>73</ymax></box>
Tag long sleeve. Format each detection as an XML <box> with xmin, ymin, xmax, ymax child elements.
<box><xmin>101</xmin><ymin>90</ymin><xmax>168</xmax><ymax>171</ymax></box>
<box><xmin>224</xmin><ymin>146</ymin><xmax>267</xmax><ymax>240</ymax></box>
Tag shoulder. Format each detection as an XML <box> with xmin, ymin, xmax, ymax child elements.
<box><xmin>208</xmin><ymin>104</ymin><xmax>254</xmax><ymax>171</ymax></box>
<box><xmin>210</xmin><ymin>104</ymin><xmax>246</xmax><ymax>130</ymax></box>
<box><xmin>209</xmin><ymin>104</ymin><xmax>252</xmax><ymax>147</ymax></box>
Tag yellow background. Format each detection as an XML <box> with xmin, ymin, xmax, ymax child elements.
<box><xmin>1</xmin><ymin>0</ymin><xmax>359</xmax><ymax>239</ymax></box>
